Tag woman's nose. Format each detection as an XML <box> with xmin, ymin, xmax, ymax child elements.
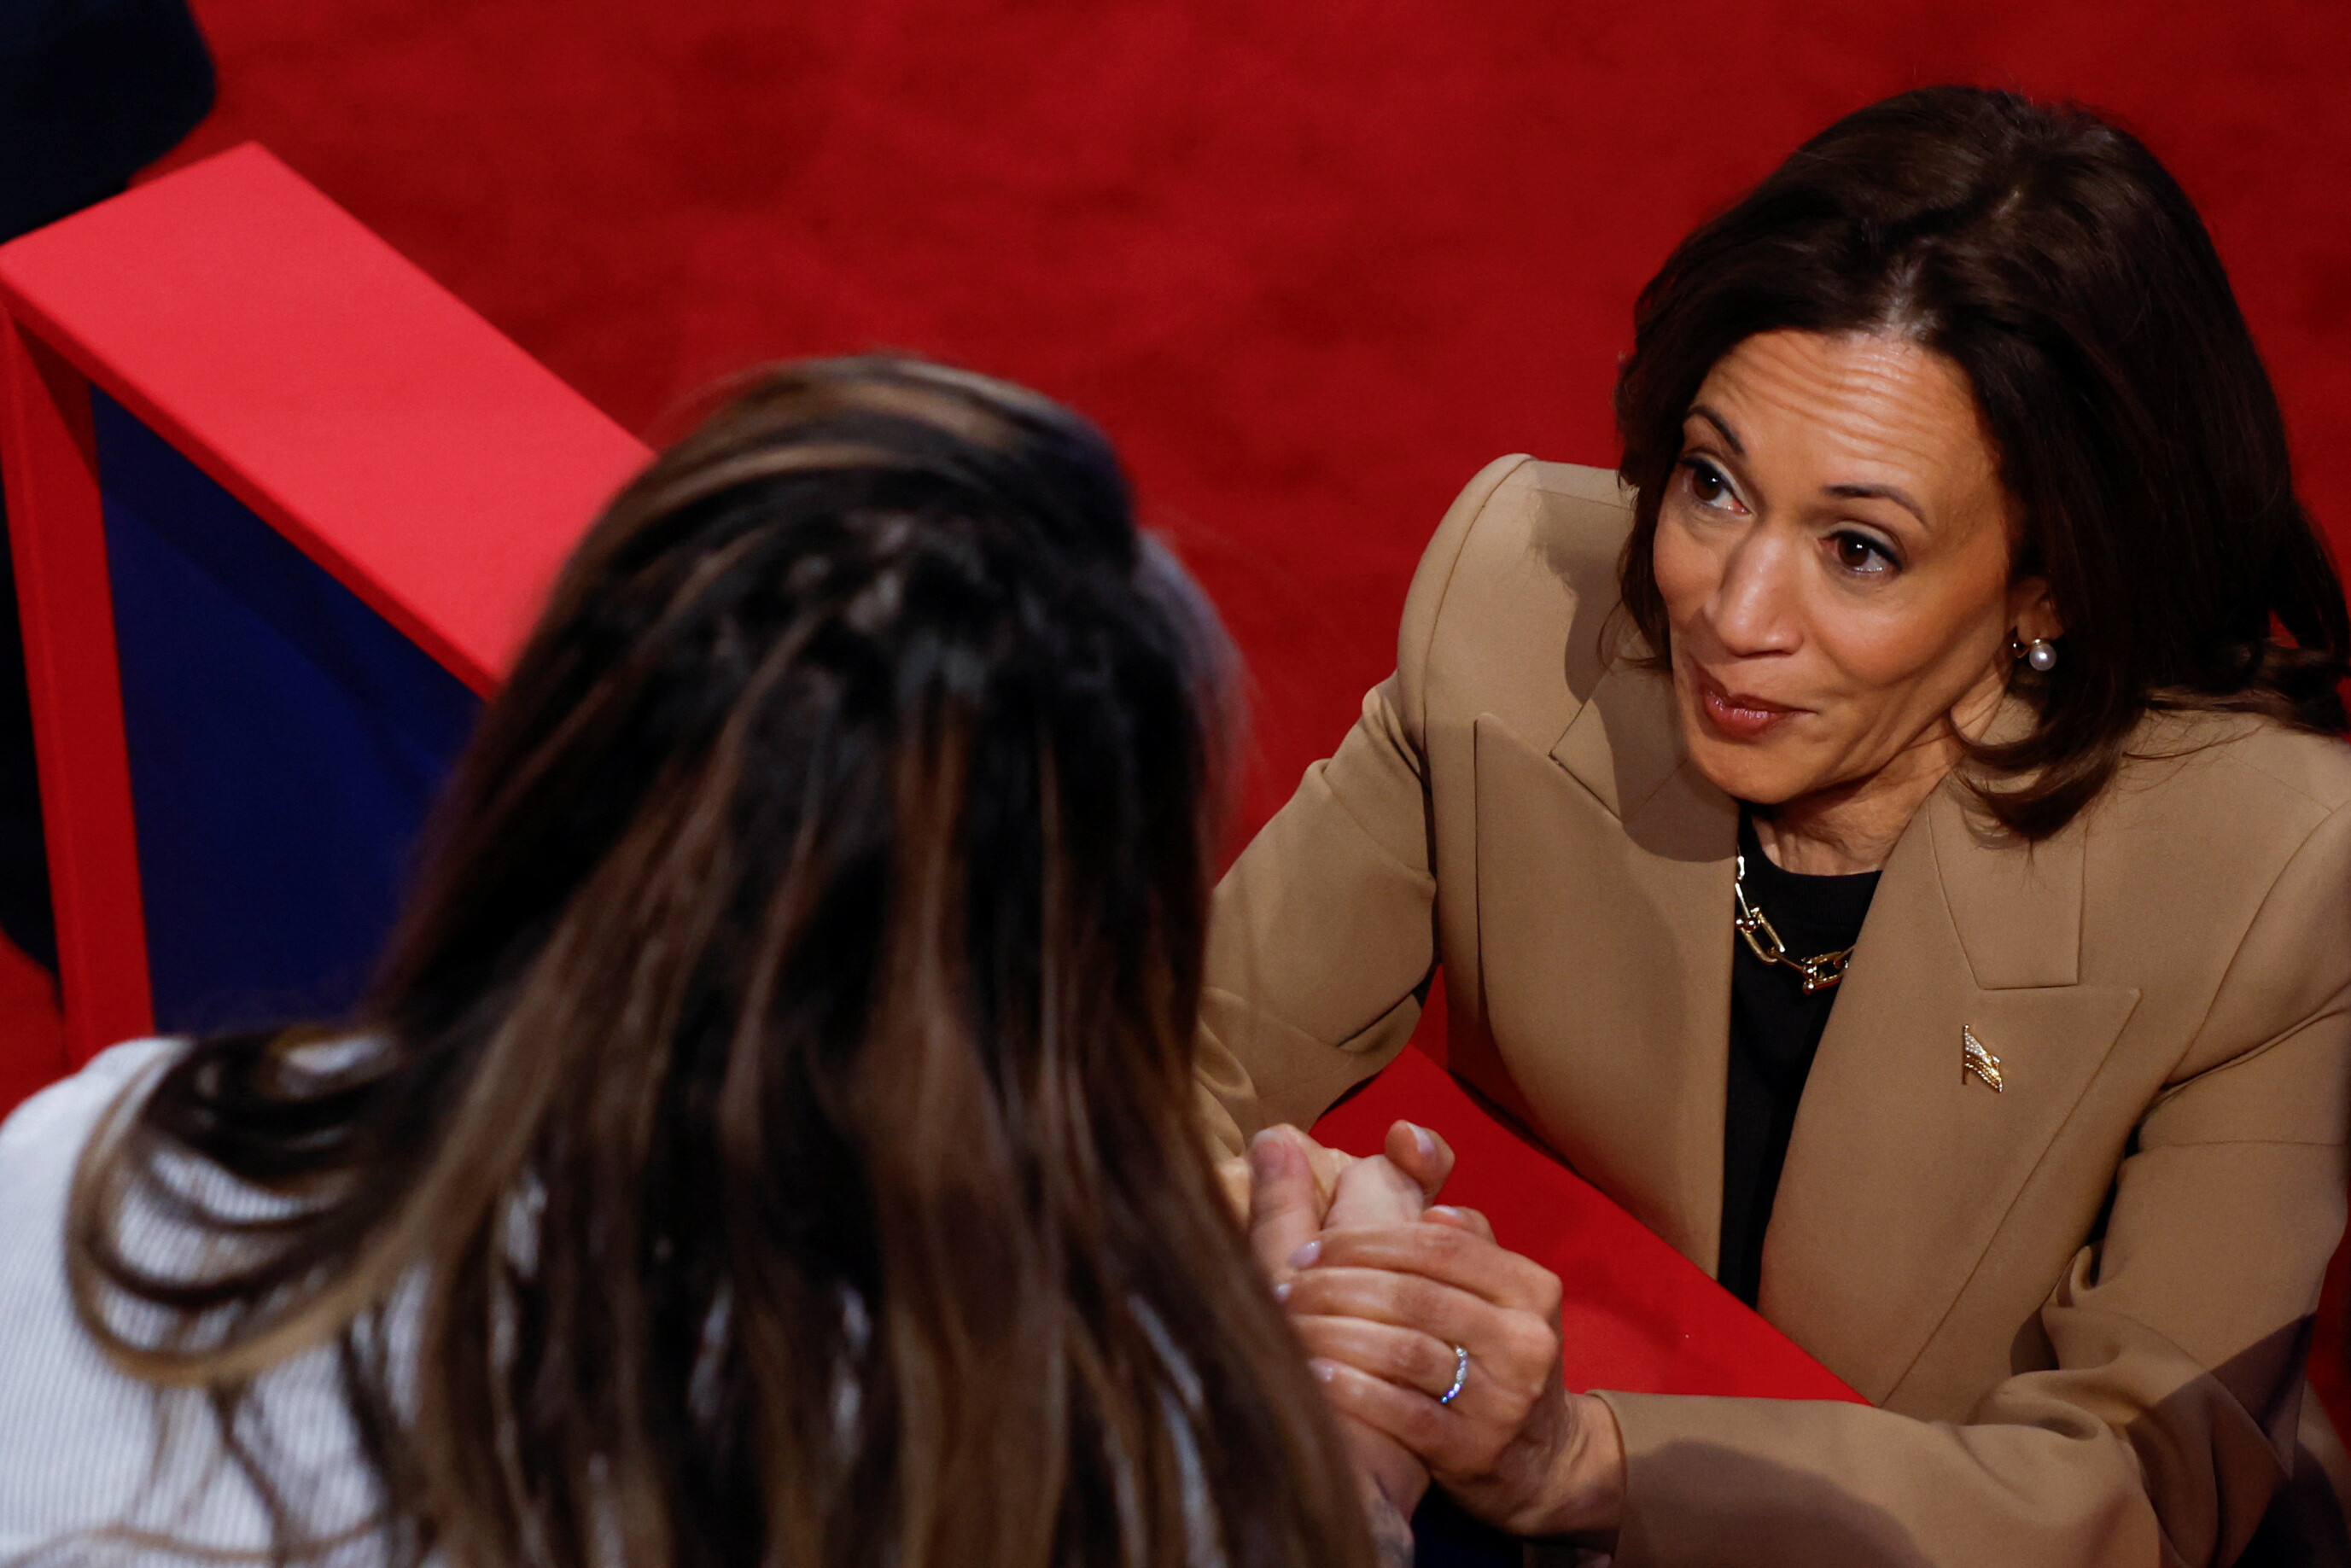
<box><xmin>1709</xmin><ymin>531</ymin><xmax>1801</xmax><ymax>656</ymax></box>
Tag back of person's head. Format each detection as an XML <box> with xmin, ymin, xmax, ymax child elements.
<box><xmin>67</xmin><ymin>357</ymin><xmax>1376</xmax><ymax>1568</ymax></box>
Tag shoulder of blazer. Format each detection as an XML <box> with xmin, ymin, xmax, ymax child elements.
<box><xmin>2058</xmin><ymin>712</ymin><xmax>2351</xmax><ymax>1064</ymax></box>
<box><xmin>2097</xmin><ymin>709</ymin><xmax>2351</xmax><ymax>836</ymax></box>
<box><xmin>1395</xmin><ymin>456</ymin><xmax>1637</xmax><ymax>751</ymax></box>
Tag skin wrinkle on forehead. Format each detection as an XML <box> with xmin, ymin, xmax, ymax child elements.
<box><xmin>1699</xmin><ymin>332</ymin><xmax>2004</xmax><ymax>534</ymax></box>
<box><xmin>1654</xmin><ymin>329</ymin><xmax>2054</xmax><ymax>873</ymax></box>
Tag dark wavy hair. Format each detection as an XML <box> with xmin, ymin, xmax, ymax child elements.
<box><xmin>1614</xmin><ymin>85</ymin><xmax>2351</xmax><ymax>837</ymax></box>
<box><xmin>64</xmin><ymin>358</ymin><xmax>1377</xmax><ymax>1568</ymax></box>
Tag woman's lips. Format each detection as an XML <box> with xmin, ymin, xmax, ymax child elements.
<box><xmin>1695</xmin><ymin>672</ymin><xmax>1800</xmax><ymax>741</ymax></box>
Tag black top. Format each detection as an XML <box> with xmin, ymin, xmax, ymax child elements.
<box><xmin>1718</xmin><ymin>810</ymin><xmax>1880</xmax><ymax>1308</ymax></box>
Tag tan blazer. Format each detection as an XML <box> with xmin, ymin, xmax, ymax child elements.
<box><xmin>1199</xmin><ymin>456</ymin><xmax>2351</xmax><ymax>1566</ymax></box>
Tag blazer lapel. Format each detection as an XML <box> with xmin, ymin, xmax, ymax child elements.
<box><xmin>1466</xmin><ymin>665</ymin><xmax>1738</xmax><ymax>1272</ymax></box>
<box><xmin>1761</xmin><ymin>784</ymin><xmax>2140</xmax><ymax>1403</ymax></box>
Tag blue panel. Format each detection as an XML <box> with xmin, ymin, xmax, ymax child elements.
<box><xmin>94</xmin><ymin>390</ymin><xmax>481</xmax><ymax>1034</ymax></box>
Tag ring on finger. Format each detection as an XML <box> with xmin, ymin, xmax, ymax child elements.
<box><xmin>1437</xmin><ymin>1343</ymin><xmax>1469</xmax><ymax>1406</ymax></box>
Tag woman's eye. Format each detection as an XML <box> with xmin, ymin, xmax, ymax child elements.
<box><xmin>1830</xmin><ymin>531</ymin><xmax>1898</xmax><ymax>576</ymax></box>
<box><xmin>1680</xmin><ymin>458</ymin><xmax>1738</xmax><ymax>510</ymax></box>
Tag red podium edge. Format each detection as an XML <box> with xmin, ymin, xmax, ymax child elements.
<box><xmin>0</xmin><ymin>327</ymin><xmax>147</xmax><ymax>1067</ymax></box>
<box><xmin>0</xmin><ymin>144</ymin><xmax>650</xmax><ymax>1070</ymax></box>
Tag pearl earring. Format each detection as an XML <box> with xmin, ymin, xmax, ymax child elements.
<box><xmin>2027</xmin><ymin>638</ymin><xmax>2057</xmax><ymax>673</ymax></box>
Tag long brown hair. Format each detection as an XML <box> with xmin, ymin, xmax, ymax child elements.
<box><xmin>65</xmin><ymin>358</ymin><xmax>1375</xmax><ymax>1568</ymax></box>
<box><xmin>1613</xmin><ymin>86</ymin><xmax>2351</xmax><ymax>837</ymax></box>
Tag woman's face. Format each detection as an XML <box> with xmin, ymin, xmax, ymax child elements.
<box><xmin>1651</xmin><ymin>329</ymin><xmax>2057</xmax><ymax>809</ymax></box>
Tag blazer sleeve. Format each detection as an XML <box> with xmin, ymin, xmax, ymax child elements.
<box><xmin>1193</xmin><ymin>455</ymin><xmax>1532</xmax><ymax>1155</ymax></box>
<box><xmin>1592</xmin><ymin>796</ymin><xmax>2351</xmax><ymax>1568</ymax></box>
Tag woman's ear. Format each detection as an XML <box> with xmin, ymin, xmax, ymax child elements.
<box><xmin>2010</xmin><ymin>575</ymin><xmax>2062</xmax><ymax>644</ymax></box>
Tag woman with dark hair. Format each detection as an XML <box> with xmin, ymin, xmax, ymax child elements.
<box><xmin>1205</xmin><ymin>86</ymin><xmax>2351</xmax><ymax>1564</ymax></box>
<box><xmin>0</xmin><ymin>356</ymin><xmax>1435</xmax><ymax>1567</ymax></box>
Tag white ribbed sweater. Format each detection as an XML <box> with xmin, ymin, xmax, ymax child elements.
<box><xmin>0</xmin><ymin>1039</ymin><xmax>377</xmax><ymax>1564</ymax></box>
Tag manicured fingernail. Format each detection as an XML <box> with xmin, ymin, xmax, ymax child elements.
<box><xmin>1411</xmin><ymin>1122</ymin><xmax>1437</xmax><ymax>1160</ymax></box>
<box><xmin>1272</xmin><ymin>1279</ymin><xmax>1292</xmax><ymax>1303</ymax></box>
<box><xmin>1288</xmin><ymin>1239</ymin><xmax>1321</xmax><ymax>1269</ymax></box>
<box><xmin>1430</xmin><ymin>1204</ymin><xmax>1467</xmax><ymax>1221</ymax></box>
<box><xmin>1310</xmin><ymin>1357</ymin><xmax>1339</xmax><ymax>1383</ymax></box>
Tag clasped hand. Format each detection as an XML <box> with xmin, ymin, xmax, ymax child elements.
<box><xmin>1233</xmin><ymin>1122</ymin><xmax>1625</xmax><ymax>1543</ymax></box>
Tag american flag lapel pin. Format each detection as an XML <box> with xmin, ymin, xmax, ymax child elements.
<box><xmin>1963</xmin><ymin>1024</ymin><xmax>2004</xmax><ymax>1092</ymax></box>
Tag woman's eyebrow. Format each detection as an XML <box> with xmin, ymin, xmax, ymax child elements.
<box><xmin>1688</xmin><ymin>405</ymin><xmax>1926</xmax><ymax>525</ymax></box>
<box><xmin>1689</xmin><ymin>405</ymin><xmax>1745</xmax><ymax>456</ymax></box>
<box><xmin>1825</xmin><ymin>482</ymin><xmax>1927</xmax><ymax>526</ymax></box>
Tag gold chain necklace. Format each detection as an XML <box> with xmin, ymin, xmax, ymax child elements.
<box><xmin>1732</xmin><ymin>853</ymin><xmax>1854</xmax><ymax>995</ymax></box>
